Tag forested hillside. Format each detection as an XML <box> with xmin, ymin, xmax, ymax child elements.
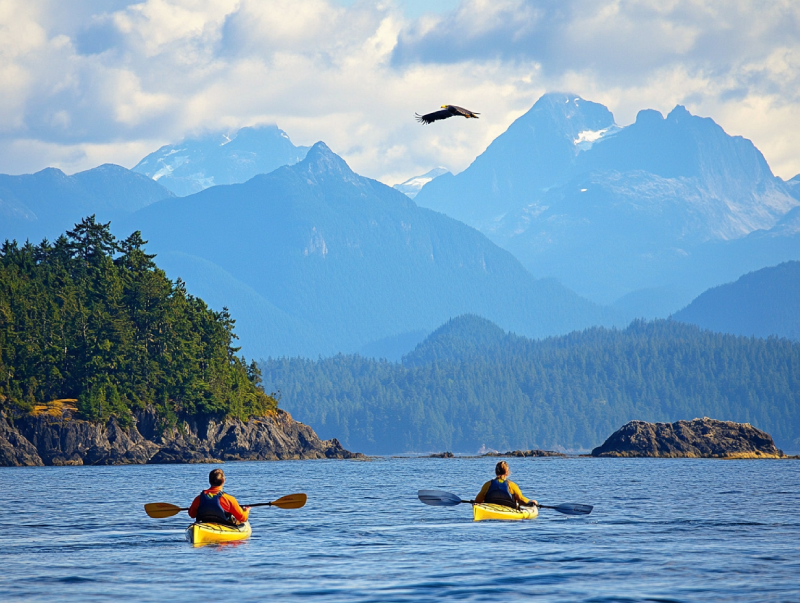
<box><xmin>264</xmin><ymin>316</ymin><xmax>800</xmax><ymax>453</ymax></box>
<box><xmin>0</xmin><ymin>218</ymin><xmax>276</xmax><ymax>425</ymax></box>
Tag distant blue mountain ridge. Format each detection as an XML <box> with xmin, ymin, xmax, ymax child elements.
<box><xmin>0</xmin><ymin>164</ymin><xmax>173</xmax><ymax>244</ymax></box>
<box><xmin>118</xmin><ymin>142</ymin><xmax>623</xmax><ymax>359</ymax></box>
<box><xmin>673</xmin><ymin>261</ymin><xmax>800</xmax><ymax>340</ymax></box>
<box><xmin>132</xmin><ymin>125</ymin><xmax>309</xmax><ymax>197</ymax></box>
<box><xmin>414</xmin><ymin>93</ymin><xmax>800</xmax><ymax>315</ymax></box>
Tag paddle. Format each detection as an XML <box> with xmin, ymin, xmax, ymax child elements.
<box><xmin>144</xmin><ymin>493</ymin><xmax>307</xmax><ymax>518</ymax></box>
<box><xmin>417</xmin><ymin>489</ymin><xmax>593</xmax><ymax>515</ymax></box>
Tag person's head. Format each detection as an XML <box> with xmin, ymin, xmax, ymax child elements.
<box><xmin>495</xmin><ymin>461</ymin><xmax>509</xmax><ymax>478</ymax></box>
<box><xmin>209</xmin><ymin>468</ymin><xmax>225</xmax><ymax>487</ymax></box>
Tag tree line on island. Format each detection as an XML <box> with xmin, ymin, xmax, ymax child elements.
<box><xmin>0</xmin><ymin>217</ymin><xmax>276</xmax><ymax>426</ymax></box>
<box><xmin>264</xmin><ymin>315</ymin><xmax>800</xmax><ymax>453</ymax></box>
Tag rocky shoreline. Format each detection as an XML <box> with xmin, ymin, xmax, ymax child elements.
<box><xmin>0</xmin><ymin>405</ymin><xmax>363</xmax><ymax>467</ymax></box>
<box><xmin>422</xmin><ymin>449</ymin><xmax>567</xmax><ymax>458</ymax></box>
<box><xmin>591</xmin><ymin>418</ymin><xmax>786</xmax><ymax>458</ymax></box>
<box><xmin>484</xmin><ymin>449</ymin><xmax>567</xmax><ymax>458</ymax></box>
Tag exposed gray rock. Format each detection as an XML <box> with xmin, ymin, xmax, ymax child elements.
<box><xmin>592</xmin><ymin>418</ymin><xmax>785</xmax><ymax>458</ymax></box>
<box><xmin>484</xmin><ymin>449</ymin><xmax>566</xmax><ymax>458</ymax></box>
<box><xmin>0</xmin><ymin>413</ymin><xmax>44</xmax><ymax>466</ymax></box>
<box><xmin>0</xmin><ymin>406</ymin><xmax>362</xmax><ymax>466</ymax></box>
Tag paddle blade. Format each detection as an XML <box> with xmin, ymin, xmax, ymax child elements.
<box><xmin>551</xmin><ymin>503</ymin><xmax>593</xmax><ymax>515</ymax></box>
<box><xmin>144</xmin><ymin>502</ymin><xmax>183</xmax><ymax>518</ymax></box>
<box><xmin>271</xmin><ymin>493</ymin><xmax>307</xmax><ymax>509</ymax></box>
<box><xmin>418</xmin><ymin>490</ymin><xmax>463</xmax><ymax>506</ymax></box>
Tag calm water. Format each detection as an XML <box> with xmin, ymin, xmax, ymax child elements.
<box><xmin>2</xmin><ymin>457</ymin><xmax>798</xmax><ymax>602</ymax></box>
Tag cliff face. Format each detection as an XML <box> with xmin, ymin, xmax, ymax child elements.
<box><xmin>0</xmin><ymin>406</ymin><xmax>362</xmax><ymax>467</ymax></box>
<box><xmin>592</xmin><ymin>418</ymin><xmax>785</xmax><ymax>458</ymax></box>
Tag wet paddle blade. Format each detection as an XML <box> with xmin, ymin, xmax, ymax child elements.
<box><xmin>551</xmin><ymin>503</ymin><xmax>593</xmax><ymax>515</ymax></box>
<box><xmin>144</xmin><ymin>502</ymin><xmax>184</xmax><ymax>518</ymax></box>
<box><xmin>418</xmin><ymin>490</ymin><xmax>463</xmax><ymax>506</ymax></box>
<box><xmin>271</xmin><ymin>493</ymin><xmax>307</xmax><ymax>509</ymax></box>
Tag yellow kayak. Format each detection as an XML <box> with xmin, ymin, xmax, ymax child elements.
<box><xmin>473</xmin><ymin>503</ymin><xmax>539</xmax><ymax>522</ymax></box>
<box><xmin>185</xmin><ymin>521</ymin><xmax>252</xmax><ymax>545</ymax></box>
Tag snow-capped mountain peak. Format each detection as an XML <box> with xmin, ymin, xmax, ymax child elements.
<box><xmin>133</xmin><ymin>125</ymin><xmax>308</xmax><ymax>196</ymax></box>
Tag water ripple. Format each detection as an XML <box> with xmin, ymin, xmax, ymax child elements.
<box><xmin>1</xmin><ymin>457</ymin><xmax>798</xmax><ymax>602</ymax></box>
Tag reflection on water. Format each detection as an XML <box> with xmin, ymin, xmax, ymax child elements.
<box><xmin>2</xmin><ymin>457</ymin><xmax>798</xmax><ymax>602</ymax></box>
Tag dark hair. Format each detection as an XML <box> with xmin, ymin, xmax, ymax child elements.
<box><xmin>209</xmin><ymin>468</ymin><xmax>225</xmax><ymax>487</ymax></box>
<box><xmin>495</xmin><ymin>461</ymin><xmax>509</xmax><ymax>476</ymax></box>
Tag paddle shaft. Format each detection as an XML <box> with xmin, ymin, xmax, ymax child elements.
<box><xmin>148</xmin><ymin>502</ymin><xmax>270</xmax><ymax>511</ymax></box>
<box><xmin>458</xmin><ymin>499</ymin><xmax>577</xmax><ymax>513</ymax></box>
<box><xmin>161</xmin><ymin>502</ymin><xmax>271</xmax><ymax>511</ymax></box>
<box><xmin>145</xmin><ymin>493</ymin><xmax>306</xmax><ymax>518</ymax></box>
<box><xmin>418</xmin><ymin>490</ymin><xmax>591</xmax><ymax>515</ymax></box>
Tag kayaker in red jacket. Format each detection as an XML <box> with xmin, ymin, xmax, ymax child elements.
<box><xmin>475</xmin><ymin>461</ymin><xmax>538</xmax><ymax>509</ymax></box>
<box><xmin>188</xmin><ymin>469</ymin><xmax>250</xmax><ymax>525</ymax></box>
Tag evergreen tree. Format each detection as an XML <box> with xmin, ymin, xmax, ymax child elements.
<box><xmin>0</xmin><ymin>217</ymin><xmax>277</xmax><ymax>424</ymax></box>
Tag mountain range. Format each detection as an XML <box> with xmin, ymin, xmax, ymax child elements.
<box><xmin>3</xmin><ymin>96</ymin><xmax>800</xmax><ymax>359</ymax></box>
<box><xmin>414</xmin><ymin>93</ymin><xmax>800</xmax><ymax>314</ymax></box>
<box><xmin>132</xmin><ymin>125</ymin><xmax>308</xmax><ymax>197</ymax></box>
<box><xmin>119</xmin><ymin>142</ymin><xmax>622</xmax><ymax>358</ymax></box>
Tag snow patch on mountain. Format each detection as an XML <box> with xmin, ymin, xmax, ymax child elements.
<box><xmin>573</xmin><ymin>125</ymin><xmax>621</xmax><ymax>151</ymax></box>
<box><xmin>393</xmin><ymin>167</ymin><xmax>450</xmax><ymax>199</ymax></box>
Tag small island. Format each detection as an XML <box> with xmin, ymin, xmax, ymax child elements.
<box><xmin>0</xmin><ymin>219</ymin><xmax>360</xmax><ymax>466</ymax></box>
<box><xmin>591</xmin><ymin>418</ymin><xmax>785</xmax><ymax>458</ymax></box>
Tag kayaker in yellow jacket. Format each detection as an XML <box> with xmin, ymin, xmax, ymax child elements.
<box><xmin>188</xmin><ymin>469</ymin><xmax>250</xmax><ymax>525</ymax></box>
<box><xmin>475</xmin><ymin>461</ymin><xmax>538</xmax><ymax>509</ymax></box>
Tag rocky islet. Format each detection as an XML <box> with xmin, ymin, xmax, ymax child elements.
<box><xmin>591</xmin><ymin>418</ymin><xmax>786</xmax><ymax>458</ymax></box>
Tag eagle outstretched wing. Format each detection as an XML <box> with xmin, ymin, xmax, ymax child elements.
<box><xmin>415</xmin><ymin>110</ymin><xmax>454</xmax><ymax>125</ymax></box>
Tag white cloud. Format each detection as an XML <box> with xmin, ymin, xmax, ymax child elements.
<box><xmin>0</xmin><ymin>0</ymin><xmax>799</xmax><ymax>183</ymax></box>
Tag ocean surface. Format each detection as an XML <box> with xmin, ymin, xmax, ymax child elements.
<box><xmin>2</xmin><ymin>457</ymin><xmax>799</xmax><ymax>602</ymax></box>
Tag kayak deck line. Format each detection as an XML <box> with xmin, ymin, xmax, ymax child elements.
<box><xmin>472</xmin><ymin>503</ymin><xmax>539</xmax><ymax>522</ymax></box>
<box><xmin>185</xmin><ymin>521</ymin><xmax>252</xmax><ymax>545</ymax></box>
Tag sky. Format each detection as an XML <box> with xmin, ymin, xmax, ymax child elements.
<box><xmin>1</xmin><ymin>0</ymin><xmax>799</xmax><ymax>185</ymax></box>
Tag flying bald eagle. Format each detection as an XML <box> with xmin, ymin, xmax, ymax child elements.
<box><xmin>415</xmin><ymin>105</ymin><xmax>480</xmax><ymax>125</ymax></box>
